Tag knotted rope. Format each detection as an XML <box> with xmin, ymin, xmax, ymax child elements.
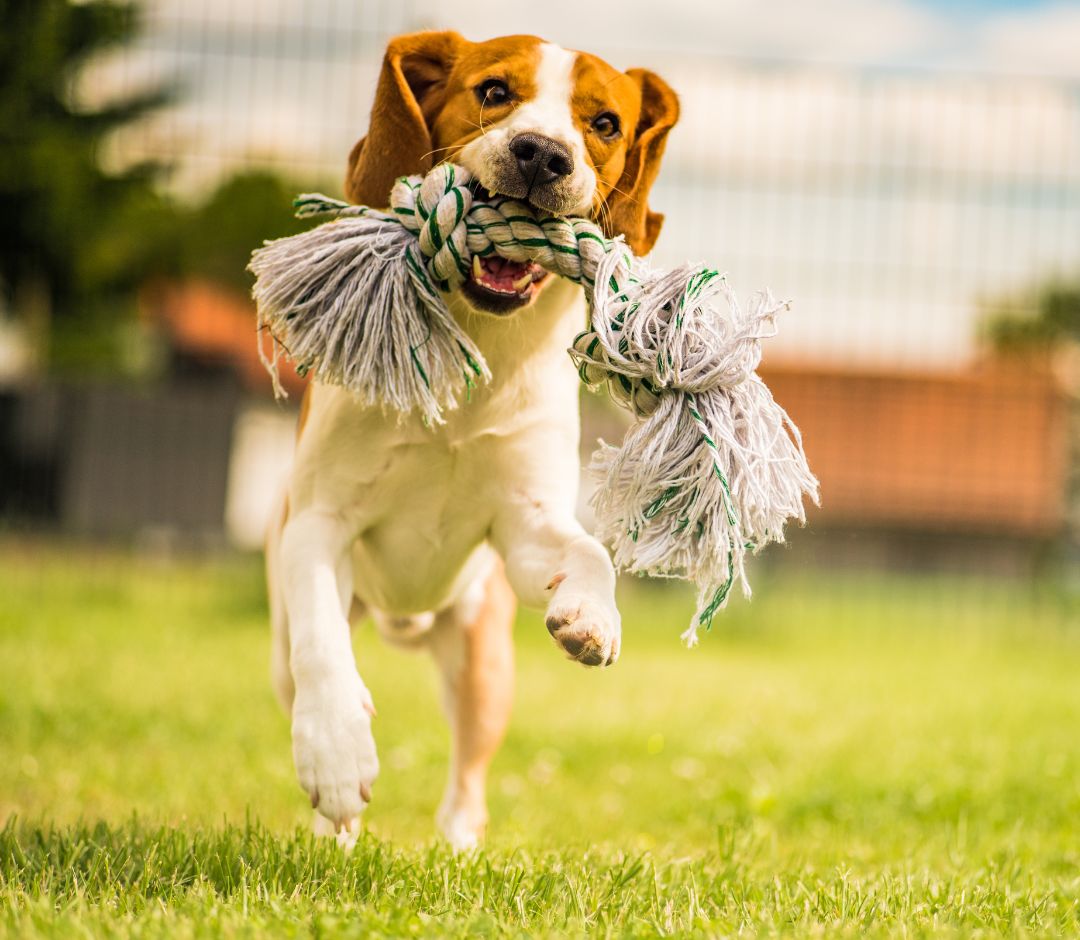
<box><xmin>250</xmin><ymin>163</ymin><xmax>818</xmax><ymax>643</ymax></box>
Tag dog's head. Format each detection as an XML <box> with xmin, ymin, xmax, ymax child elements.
<box><xmin>346</xmin><ymin>32</ymin><xmax>679</xmax><ymax>315</ymax></box>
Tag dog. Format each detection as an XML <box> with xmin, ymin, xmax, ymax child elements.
<box><xmin>265</xmin><ymin>30</ymin><xmax>679</xmax><ymax>850</ymax></box>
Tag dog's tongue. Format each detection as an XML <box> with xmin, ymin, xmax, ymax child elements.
<box><xmin>474</xmin><ymin>255</ymin><xmax>542</xmax><ymax>294</ymax></box>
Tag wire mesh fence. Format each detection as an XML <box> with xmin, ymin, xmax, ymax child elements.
<box><xmin>4</xmin><ymin>0</ymin><xmax>1078</xmax><ymax>618</ymax></box>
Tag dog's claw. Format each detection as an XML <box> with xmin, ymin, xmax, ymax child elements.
<box><xmin>310</xmin><ymin>788</ymin><xmax>320</xmax><ymax>809</ymax></box>
<box><xmin>545</xmin><ymin>572</ymin><xmax>566</xmax><ymax>591</ymax></box>
<box><xmin>360</xmin><ymin>782</ymin><xmax>373</xmax><ymax>803</ymax></box>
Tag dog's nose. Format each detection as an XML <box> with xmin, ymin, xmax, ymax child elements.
<box><xmin>509</xmin><ymin>133</ymin><xmax>573</xmax><ymax>186</ymax></box>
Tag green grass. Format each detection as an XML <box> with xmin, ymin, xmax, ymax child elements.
<box><xmin>1</xmin><ymin>540</ymin><xmax>1078</xmax><ymax>936</ymax></box>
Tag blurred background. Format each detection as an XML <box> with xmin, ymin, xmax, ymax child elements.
<box><xmin>1</xmin><ymin>0</ymin><xmax>1077</xmax><ymax>616</ymax></box>
<box><xmin>2</xmin><ymin>0</ymin><xmax>1080</xmax><ymax>866</ymax></box>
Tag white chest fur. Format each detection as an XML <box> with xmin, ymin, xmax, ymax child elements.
<box><xmin>287</xmin><ymin>278</ymin><xmax>587</xmax><ymax>616</ymax></box>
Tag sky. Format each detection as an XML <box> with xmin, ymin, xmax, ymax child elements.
<box><xmin>407</xmin><ymin>0</ymin><xmax>1080</xmax><ymax>75</ymax></box>
<box><xmin>87</xmin><ymin>0</ymin><xmax>1080</xmax><ymax>368</ymax></box>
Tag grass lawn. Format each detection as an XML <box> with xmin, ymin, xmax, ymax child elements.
<box><xmin>1</xmin><ymin>540</ymin><xmax>1078</xmax><ymax>936</ymax></box>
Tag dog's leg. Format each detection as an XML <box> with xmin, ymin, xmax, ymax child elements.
<box><xmin>266</xmin><ymin>490</ymin><xmax>295</xmax><ymax>713</ymax></box>
<box><xmin>427</xmin><ymin>557</ymin><xmax>516</xmax><ymax>851</ymax></box>
<box><xmin>268</xmin><ymin>493</ymin><xmax>367</xmax><ymax>710</ymax></box>
<box><xmin>279</xmin><ymin>507</ymin><xmax>378</xmax><ymax>830</ymax></box>
<box><xmin>494</xmin><ymin>507</ymin><xmax>620</xmax><ymax>667</ymax></box>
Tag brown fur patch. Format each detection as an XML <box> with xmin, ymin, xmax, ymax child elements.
<box><xmin>430</xmin><ymin>36</ymin><xmax>543</xmax><ymax>159</ymax></box>
<box><xmin>346</xmin><ymin>32</ymin><xmax>544</xmax><ymax>205</ymax></box>
<box><xmin>577</xmin><ymin>59</ymin><xmax>680</xmax><ymax>256</ymax></box>
<box><xmin>570</xmin><ymin>53</ymin><xmax>642</xmax><ymax>208</ymax></box>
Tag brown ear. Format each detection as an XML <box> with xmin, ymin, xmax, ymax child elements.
<box><xmin>345</xmin><ymin>31</ymin><xmax>464</xmax><ymax>207</ymax></box>
<box><xmin>602</xmin><ymin>69</ymin><xmax>680</xmax><ymax>256</ymax></box>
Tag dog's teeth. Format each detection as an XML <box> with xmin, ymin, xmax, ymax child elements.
<box><xmin>513</xmin><ymin>273</ymin><xmax>532</xmax><ymax>291</ymax></box>
<box><xmin>472</xmin><ymin>255</ymin><xmax>483</xmax><ymax>280</ymax></box>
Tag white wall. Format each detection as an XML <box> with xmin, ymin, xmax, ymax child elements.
<box><xmin>224</xmin><ymin>404</ymin><xmax>297</xmax><ymax>549</ymax></box>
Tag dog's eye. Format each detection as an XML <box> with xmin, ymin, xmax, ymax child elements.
<box><xmin>476</xmin><ymin>78</ymin><xmax>511</xmax><ymax>106</ymax></box>
<box><xmin>591</xmin><ymin>112</ymin><xmax>621</xmax><ymax>140</ymax></box>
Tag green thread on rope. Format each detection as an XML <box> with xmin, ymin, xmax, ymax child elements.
<box><xmin>293</xmin><ymin>194</ymin><xmax>350</xmax><ymax>216</ymax></box>
<box><xmin>687</xmin><ymin>398</ymin><xmax>739</xmax><ymax>528</ymax></box>
<box><xmin>696</xmin><ymin>551</ymin><xmax>735</xmax><ymax>629</ymax></box>
<box><xmin>643</xmin><ymin>486</ymin><xmax>680</xmax><ymax>521</ymax></box>
<box><xmin>409</xmin><ymin>345</ymin><xmax>431</xmax><ymax>390</ymax></box>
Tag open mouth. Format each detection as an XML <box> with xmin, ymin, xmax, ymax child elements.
<box><xmin>462</xmin><ymin>253</ymin><xmax>549</xmax><ymax>314</ymax></box>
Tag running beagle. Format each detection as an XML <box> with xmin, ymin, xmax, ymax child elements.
<box><xmin>266</xmin><ymin>31</ymin><xmax>679</xmax><ymax>849</ymax></box>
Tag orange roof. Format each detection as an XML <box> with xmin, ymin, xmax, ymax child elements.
<box><xmin>141</xmin><ymin>279</ymin><xmax>308</xmax><ymax>397</ymax></box>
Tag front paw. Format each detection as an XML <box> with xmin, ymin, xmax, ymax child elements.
<box><xmin>545</xmin><ymin>589</ymin><xmax>621</xmax><ymax>667</ymax></box>
<box><xmin>291</xmin><ymin>672</ymin><xmax>379</xmax><ymax>829</ymax></box>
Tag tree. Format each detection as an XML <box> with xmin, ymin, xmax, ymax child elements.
<box><xmin>0</xmin><ymin>0</ymin><xmax>174</xmax><ymax>368</ymax></box>
<box><xmin>176</xmin><ymin>172</ymin><xmax>312</xmax><ymax>297</ymax></box>
<box><xmin>986</xmin><ymin>281</ymin><xmax>1080</xmax><ymax>353</ymax></box>
<box><xmin>986</xmin><ymin>279</ymin><xmax>1080</xmax><ymax>562</ymax></box>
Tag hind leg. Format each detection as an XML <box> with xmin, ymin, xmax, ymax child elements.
<box><xmin>266</xmin><ymin>491</ymin><xmax>295</xmax><ymax>713</ymax></box>
<box><xmin>427</xmin><ymin>555</ymin><xmax>516</xmax><ymax>851</ymax></box>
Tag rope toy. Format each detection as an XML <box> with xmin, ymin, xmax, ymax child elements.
<box><xmin>249</xmin><ymin>163</ymin><xmax>819</xmax><ymax>644</ymax></box>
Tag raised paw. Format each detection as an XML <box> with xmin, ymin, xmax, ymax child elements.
<box><xmin>544</xmin><ymin>590</ymin><xmax>621</xmax><ymax>667</ymax></box>
<box><xmin>291</xmin><ymin>671</ymin><xmax>379</xmax><ymax>829</ymax></box>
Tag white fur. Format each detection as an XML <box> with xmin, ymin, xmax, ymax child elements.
<box><xmin>458</xmin><ymin>43</ymin><xmax>596</xmax><ymax>215</ymax></box>
<box><xmin>268</xmin><ymin>45</ymin><xmax>620</xmax><ymax>843</ymax></box>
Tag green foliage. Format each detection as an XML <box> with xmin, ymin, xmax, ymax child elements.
<box><xmin>41</xmin><ymin>167</ymin><xmax>322</xmax><ymax>373</ymax></box>
<box><xmin>0</xmin><ymin>546</ymin><xmax>1078</xmax><ymax>935</ymax></box>
<box><xmin>0</xmin><ymin>1</ymin><xmax>313</xmax><ymax>372</ymax></box>
<box><xmin>0</xmin><ymin>0</ymin><xmax>173</xmax><ymax>319</ymax></box>
<box><xmin>985</xmin><ymin>279</ymin><xmax>1080</xmax><ymax>352</ymax></box>
<box><xmin>175</xmin><ymin>172</ymin><xmax>312</xmax><ymax>295</ymax></box>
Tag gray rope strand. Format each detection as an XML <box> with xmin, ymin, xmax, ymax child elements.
<box><xmin>249</xmin><ymin>163</ymin><xmax>819</xmax><ymax>642</ymax></box>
